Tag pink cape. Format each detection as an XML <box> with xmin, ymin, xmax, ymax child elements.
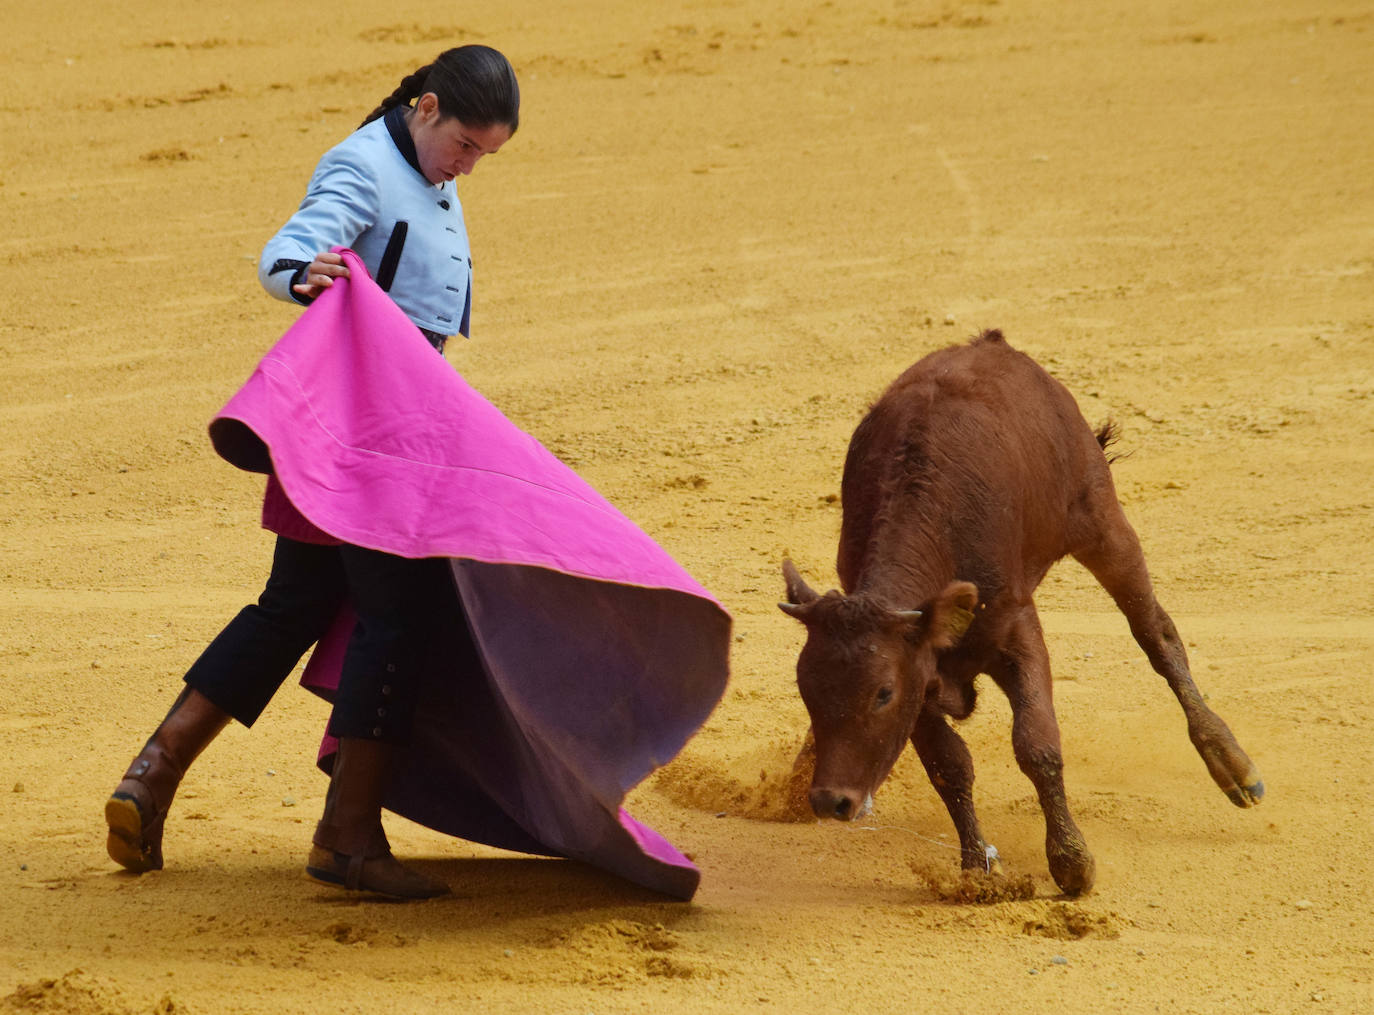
<box><xmin>209</xmin><ymin>249</ymin><xmax>730</xmax><ymax>899</ymax></box>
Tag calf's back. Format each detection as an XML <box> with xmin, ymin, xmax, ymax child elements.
<box><xmin>837</xmin><ymin>330</ymin><xmax>1116</xmax><ymax>602</ymax></box>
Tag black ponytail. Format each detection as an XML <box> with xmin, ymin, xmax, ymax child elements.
<box><xmin>360</xmin><ymin>45</ymin><xmax>519</xmax><ymax>131</ymax></box>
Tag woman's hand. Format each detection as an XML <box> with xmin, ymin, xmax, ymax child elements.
<box><xmin>292</xmin><ymin>251</ymin><xmax>351</xmax><ymax>298</ymax></box>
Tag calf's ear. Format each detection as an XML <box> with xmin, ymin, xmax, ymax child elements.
<box><xmin>924</xmin><ymin>581</ymin><xmax>979</xmax><ymax>650</ymax></box>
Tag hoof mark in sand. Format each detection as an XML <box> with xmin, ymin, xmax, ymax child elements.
<box><xmin>1018</xmin><ymin>901</ymin><xmax>1126</xmax><ymax>940</ymax></box>
<box><xmin>536</xmin><ymin>919</ymin><xmax>706</xmax><ymax>984</ymax></box>
<box><xmin>358</xmin><ymin>24</ymin><xmax>480</xmax><ymax>45</ymax></box>
<box><xmin>141</xmin><ymin>148</ymin><xmax>192</xmax><ymax>164</ymax></box>
<box><xmin>920</xmin><ymin>867</ymin><xmax>1038</xmax><ymax>905</ymax></box>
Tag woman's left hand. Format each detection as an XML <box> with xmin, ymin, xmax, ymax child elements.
<box><xmin>293</xmin><ymin>251</ymin><xmax>351</xmax><ymax>299</ymax></box>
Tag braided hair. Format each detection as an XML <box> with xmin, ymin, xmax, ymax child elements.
<box><xmin>360</xmin><ymin>45</ymin><xmax>520</xmax><ymax>131</ymax></box>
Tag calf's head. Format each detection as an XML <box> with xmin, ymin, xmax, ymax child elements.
<box><xmin>779</xmin><ymin>559</ymin><xmax>977</xmax><ymax>821</ymax></box>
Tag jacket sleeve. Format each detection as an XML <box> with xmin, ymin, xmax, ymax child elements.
<box><xmin>258</xmin><ymin>146</ymin><xmax>382</xmax><ymax>305</ymax></box>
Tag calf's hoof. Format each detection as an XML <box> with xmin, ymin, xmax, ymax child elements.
<box><xmin>1202</xmin><ymin>739</ymin><xmax>1263</xmax><ymax>807</ymax></box>
<box><xmin>1205</xmin><ymin>753</ymin><xmax>1264</xmax><ymax>808</ymax></box>
<box><xmin>1192</xmin><ymin>721</ymin><xmax>1264</xmax><ymax>808</ymax></box>
<box><xmin>1225</xmin><ymin>776</ymin><xmax>1265</xmax><ymax>808</ymax></box>
<box><xmin>1047</xmin><ymin>842</ymin><xmax>1096</xmax><ymax>897</ymax></box>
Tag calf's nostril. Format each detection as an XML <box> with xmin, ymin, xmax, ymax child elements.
<box><xmin>810</xmin><ymin>787</ymin><xmax>861</xmax><ymax>821</ymax></box>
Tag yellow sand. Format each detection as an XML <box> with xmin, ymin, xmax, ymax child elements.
<box><xmin>3</xmin><ymin>1</ymin><xmax>1372</xmax><ymax>1012</ymax></box>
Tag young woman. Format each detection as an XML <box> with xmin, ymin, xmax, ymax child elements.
<box><xmin>105</xmin><ymin>46</ymin><xmax>520</xmax><ymax>901</ymax></box>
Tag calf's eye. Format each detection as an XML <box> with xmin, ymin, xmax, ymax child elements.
<box><xmin>874</xmin><ymin>686</ymin><xmax>894</xmax><ymax>709</ymax></box>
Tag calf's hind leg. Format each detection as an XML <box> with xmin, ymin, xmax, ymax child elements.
<box><xmin>1075</xmin><ymin>499</ymin><xmax>1264</xmax><ymax>807</ymax></box>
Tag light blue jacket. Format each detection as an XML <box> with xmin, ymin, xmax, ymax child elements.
<box><xmin>259</xmin><ymin>115</ymin><xmax>473</xmax><ymax>337</ymax></box>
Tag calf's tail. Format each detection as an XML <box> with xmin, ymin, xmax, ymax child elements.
<box><xmin>1094</xmin><ymin>419</ymin><xmax>1129</xmax><ymax>465</ymax></box>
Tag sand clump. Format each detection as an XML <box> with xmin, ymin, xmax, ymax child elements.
<box><xmin>918</xmin><ymin>866</ymin><xmax>1040</xmax><ymax>906</ymax></box>
<box><xmin>2</xmin><ymin>970</ymin><xmax>185</xmax><ymax>1015</ymax></box>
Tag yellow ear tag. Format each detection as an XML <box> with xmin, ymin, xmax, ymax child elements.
<box><xmin>945</xmin><ymin>606</ymin><xmax>975</xmax><ymax>641</ymax></box>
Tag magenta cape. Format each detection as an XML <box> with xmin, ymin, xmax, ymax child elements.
<box><xmin>208</xmin><ymin>249</ymin><xmax>730</xmax><ymax>900</ymax></box>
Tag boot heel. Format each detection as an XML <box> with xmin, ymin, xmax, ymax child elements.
<box><xmin>102</xmin><ymin>688</ymin><xmax>230</xmax><ymax>875</ymax></box>
<box><xmin>307</xmin><ymin>825</ymin><xmax>449</xmax><ymax>900</ymax></box>
<box><xmin>105</xmin><ymin>793</ymin><xmax>161</xmax><ymax>872</ymax></box>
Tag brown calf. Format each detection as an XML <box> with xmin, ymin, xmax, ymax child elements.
<box><xmin>780</xmin><ymin>330</ymin><xmax>1262</xmax><ymax>895</ymax></box>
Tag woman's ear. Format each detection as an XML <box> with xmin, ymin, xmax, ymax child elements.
<box><xmin>414</xmin><ymin>91</ymin><xmax>441</xmax><ymax>121</ymax></box>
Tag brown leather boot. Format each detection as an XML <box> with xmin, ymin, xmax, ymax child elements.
<box><xmin>303</xmin><ymin>738</ymin><xmax>449</xmax><ymax>900</ymax></box>
<box><xmin>105</xmin><ymin>687</ymin><xmax>230</xmax><ymax>873</ymax></box>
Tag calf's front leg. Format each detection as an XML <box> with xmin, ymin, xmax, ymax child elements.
<box><xmin>912</xmin><ymin>707</ymin><xmax>992</xmax><ymax>874</ymax></box>
<box><xmin>991</xmin><ymin>608</ymin><xmax>1096</xmax><ymax>896</ymax></box>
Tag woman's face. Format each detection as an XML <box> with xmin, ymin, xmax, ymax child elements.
<box><xmin>407</xmin><ymin>92</ymin><xmax>512</xmax><ymax>185</ymax></box>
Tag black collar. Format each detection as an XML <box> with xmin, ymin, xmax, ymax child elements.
<box><xmin>383</xmin><ymin>105</ymin><xmax>429</xmax><ymax>182</ymax></box>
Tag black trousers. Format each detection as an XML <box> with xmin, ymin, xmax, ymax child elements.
<box><xmin>183</xmin><ymin>536</ymin><xmax>449</xmax><ymax>743</ymax></box>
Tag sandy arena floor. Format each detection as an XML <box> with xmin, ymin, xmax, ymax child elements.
<box><xmin>3</xmin><ymin>1</ymin><xmax>1372</xmax><ymax>1012</ymax></box>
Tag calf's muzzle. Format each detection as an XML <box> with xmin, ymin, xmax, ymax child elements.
<box><xmin>809</xmin><ymin>786</ymin><xmax>873</xmax><ymax>821</ymax></box>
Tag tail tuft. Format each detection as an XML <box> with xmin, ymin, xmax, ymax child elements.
<box><xmin>1095</xmin><ymin>419</ymin><xmax>1130</xmax><ymax>465</ymax></box>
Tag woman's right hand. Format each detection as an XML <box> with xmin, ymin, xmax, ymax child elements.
<box><xmin>292</xmin><ymin>251</ymin><xmax>351</xmax><ymax>299</ymax></box>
